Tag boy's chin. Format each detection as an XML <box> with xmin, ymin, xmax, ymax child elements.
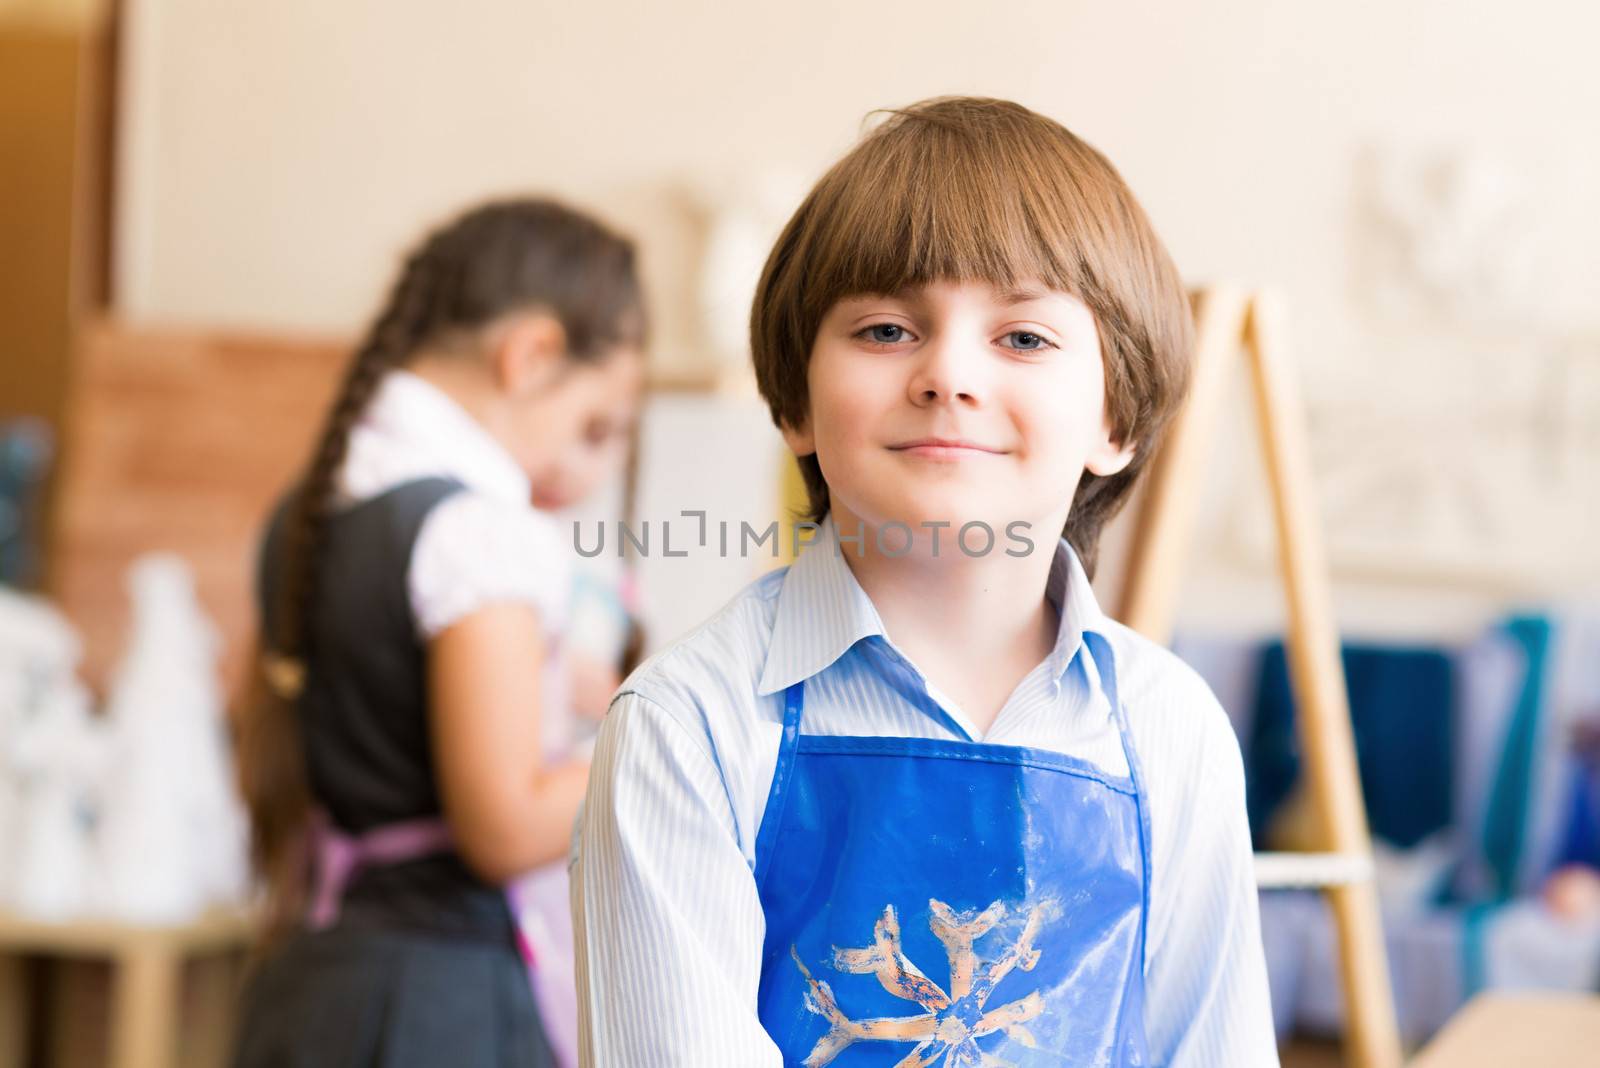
<box><xmin>835</xmin><ymin>495</ymin><xmax>1021</xmax><ymax>548</ymax></box>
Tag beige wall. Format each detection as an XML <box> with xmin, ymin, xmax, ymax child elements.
<box><xmin>112</xmin><ymin>0</ymin><xmax>1600</xmax><ymax>635</ymax></box>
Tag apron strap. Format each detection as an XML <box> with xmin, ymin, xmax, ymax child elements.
<box><xmin>753</xmin><ymin>682</ymin><xmax>807</xmax><ymax>888</ymax></box>
<box><xmin>1086</xmin><ymin>630</ymin><xmax>1154</xmax><ymax>977</ymax></box>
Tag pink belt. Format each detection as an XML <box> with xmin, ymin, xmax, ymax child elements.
<box><xmin>306</xmin><ymin>811</ymin><xmax>457</xmax><ymax>930</ymax></box>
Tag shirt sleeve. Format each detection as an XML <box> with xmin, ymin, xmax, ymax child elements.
<box><xmin>572</xmin><ymin>688</ymin><xmax>780</xmax><ymax>1067</ymax></box>
<box><xmin>1141</xmin><ymin>680</ymin><xmax>1280</xmax><ymax>1067</ymax></box>
<box><xmin>407</xmin><ymin>492</ymin><xmax>571</xmax><ymax>639</ymax></box>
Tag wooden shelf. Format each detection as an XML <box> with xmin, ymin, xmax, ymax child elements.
<box><xmin>0</xmin><ymin>905</ymin><xmax>255</xmax><ymax>1068</ymax></box>
<box><xmin>0</xmin><ymin>904</ymin><xmax>255</xmax><ymax>958</ymax></box>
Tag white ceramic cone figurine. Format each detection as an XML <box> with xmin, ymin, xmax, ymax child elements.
<box><xmin>97</xmin><ymin>554</ymin><xmax>250</xmax><ymax>922</ymax></box>
<box><xmin>8</xmin><ymin>679</ymin><xmax>105</xmax><ymax>918</ymax></box>
<box><xmin>0</xmin><ymin>586</ymin><xmax>105</xmax><ymax>917</ymax></box>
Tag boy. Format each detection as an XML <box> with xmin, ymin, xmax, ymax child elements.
<box><xmin>573</xmin><ymin>97</ymin><xmax>1277</xmax><ymax>1066</ymax></box>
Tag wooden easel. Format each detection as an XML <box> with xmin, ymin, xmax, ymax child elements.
<box><xmin>1118</xmin><ymin>287</ymin><xmax>1404</xmax><ymax>1068</ymax></box>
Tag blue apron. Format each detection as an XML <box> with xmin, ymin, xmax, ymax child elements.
<box><xmin>754</xmin><ymin>633</ymin><xmax>1154</xmax><ymax>1067</ymax></box>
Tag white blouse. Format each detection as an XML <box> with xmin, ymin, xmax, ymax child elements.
<box><xmin>333</xmin><ymin>369</ymin><xmax>571</xmax><ymax>642</ymax></box>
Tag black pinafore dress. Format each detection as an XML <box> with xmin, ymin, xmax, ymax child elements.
<box><xmin>230</xmin><ymin>478</ymin><xmax>556</xmax><ymax>1068</ymax></box>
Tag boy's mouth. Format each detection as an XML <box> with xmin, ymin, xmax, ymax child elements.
<box><xmin>888</xmin><ymin>437</ymin><xmax>1005</xmax><ymax>459</ymax></box>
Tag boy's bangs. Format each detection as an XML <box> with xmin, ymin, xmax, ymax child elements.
<box><xmin>801</xmin><ymin>130</ymin><xmax>1086</xmax><ymax>314</ymax></box>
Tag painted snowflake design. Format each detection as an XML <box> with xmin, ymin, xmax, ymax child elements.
<box><xmin>790</xmin><ymin>897</ymin><xmax>1060</xmax><ymax>1067</ymax></box>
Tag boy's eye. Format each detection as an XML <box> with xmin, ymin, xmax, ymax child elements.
<box><xmin>859</xmin><ymin>323</ymin><xmax>911</xmax><ymax>345</ymax></box>
<box><xmin>1001</xmin><ymin>330</ymin><xmax>1055</xmax><ymax>352</ymax></box>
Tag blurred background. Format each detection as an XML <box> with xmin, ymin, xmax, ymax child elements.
<box><xmin>1</xmin><ymin>0</ymin><xmax>1597</xmax><ymax>1065</ymax></box>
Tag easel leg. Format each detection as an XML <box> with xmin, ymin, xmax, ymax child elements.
<box><xmin>1118</xmin><ymin>285</ymin><xmax>1250</xmax><ymax>640</ymax></box>
<box><xmin>1244</xmin><ymin>291</ymin><xmax>1402</xmax><ymax>1068</ymax></box>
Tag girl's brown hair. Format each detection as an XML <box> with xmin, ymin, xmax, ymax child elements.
<box><xmin>233</xmin><ymin>197</ymin><xmax>645</xmax><ymax>940</ymax></box>
<box><xmin>750</xmin><ymin>96</ymin><xmax>1193</xmax><ymax>578</ymax></box>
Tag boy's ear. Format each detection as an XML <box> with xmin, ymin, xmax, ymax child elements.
<box><xmin>489</xmin><ymin>311</ymin><xmax>567</xmax><ymax>395</ymax></box>
<box><xmin>1084</xmin><ymin>435</ymin><xmax>1137</xmax><ymax>478</ymax></box>
<box><xmin>778</xmin><ymin>415</ymin><xmax>816</xmax><ymax>458</ymax></box>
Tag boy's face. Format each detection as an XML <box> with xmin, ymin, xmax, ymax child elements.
<box><xmin>784</xmin><ymin>279</ymin><xmax>1135</xmax><ymax>551</ymax></box>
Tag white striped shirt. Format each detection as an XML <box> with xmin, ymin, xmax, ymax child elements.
<box><xmin>571</xmin><ymin>518</ymin><xmax>1278</xmax><ymax>1066</ymax></box>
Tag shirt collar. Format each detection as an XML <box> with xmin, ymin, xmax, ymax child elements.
<box><xmin>756</xmin><ymin>515</ymin><xmax>1113</xmax><ymax>697</ymax></box>
<box><xmin>757</xmin><ymin>516</ymin><xmax>888</xmax><ymax>696</ymax></box>
<box><xmin>341</xmin><ymin>369</ymin><xmax>531</xmax><ymax>507</ymax></box>
<box><xmin>1042</xmin><ymin>529</ymin><xmax>1111</xmax><ymax>687</ymax></box>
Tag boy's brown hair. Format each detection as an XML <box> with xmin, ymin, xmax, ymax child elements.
<box><xmin>750</xmin><ymin>96</ymin><xmax>1193</xmax><ymax>578</ymax></box>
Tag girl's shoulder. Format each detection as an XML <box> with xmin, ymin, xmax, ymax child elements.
<box><xmin>407</xmin><ymin>489</ymin><xmax>573</xmax><ymax>640</ymax></box>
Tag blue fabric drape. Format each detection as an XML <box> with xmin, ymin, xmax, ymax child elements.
<box><xmin>1246</xmin><ymin>642</ymin><xmax>1455</xmax><ymax>850</ymax></box>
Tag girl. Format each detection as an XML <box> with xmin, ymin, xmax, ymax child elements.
<box><xmin>231</xmin><ymin>197</ymin><xmax>645</xmax><ymax>1068</ymax></box>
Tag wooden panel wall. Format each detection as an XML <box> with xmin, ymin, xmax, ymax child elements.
<box><xmin>50</xmin><ymin>321</ymin><xmax>347</xmax><ymax>696</ymax></box>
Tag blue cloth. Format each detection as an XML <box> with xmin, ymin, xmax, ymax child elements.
<box><xmin>1246</xmin><ymin>642</ymin><xmax>1455</xmax><ymax>850</ymax></box>
<box><xmin>1555</xmin><ymin>759</ymin><xmax>1600</xmax><ymax>871</ymax></box>
<box><xmin>1479</xmin><ymin>616</ymin><xmax>1553</xmax><ymax>899</ymax></box>
<box><xmin>1448</xmin><ymin>616</ymin><xmax>1551</xmax><ymax>997</ymax></box>
<box><xmin>0</xmin><ymin>418</ymin><xmax>53</xmax><ymax>587</ymax></box>
<box><xmin>753</xmin><ymin>634</ymin><xmax>1153</xmax><ymax>1068</ymax></box>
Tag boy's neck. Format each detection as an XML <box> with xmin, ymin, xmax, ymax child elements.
<box><xmin>831</xmin><ymin>512</ymin><xmax>1063</xmax><ymax>739</ymax></box>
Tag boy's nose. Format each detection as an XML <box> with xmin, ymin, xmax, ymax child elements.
<box><xmin>906</xmin><ymin>334</ymin><xmax>985</xmax><ymax>408</ymax></box>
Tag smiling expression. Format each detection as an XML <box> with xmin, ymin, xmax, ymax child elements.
<box><xmin>782</xmin><ymin>279</ymin><xmax>1136</xmax><ymax>549</ymax></box>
